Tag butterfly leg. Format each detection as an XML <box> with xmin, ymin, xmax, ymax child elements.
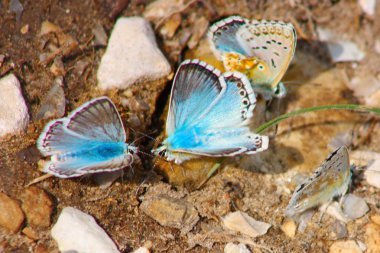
<box><xmin>318</xmin><ymin>200</ymin><xmax>333</xmax><ymax>224</ymax></box>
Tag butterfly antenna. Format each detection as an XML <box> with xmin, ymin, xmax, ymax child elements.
<box><xmin>26</xmin><ymin>174</ymin><xmax>54</xmax><ymax>187</ymax></box>
<box><xmin>282</xmin><ymin>80</ymin><xmax>304</xmax><ymax>86</ymax></box>
<box><xmin>129</xmin><ymin>127</ymin><xmax>159</xmax><ymax>144</ymax></box>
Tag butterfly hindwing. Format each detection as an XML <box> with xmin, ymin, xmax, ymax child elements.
<box><xmin>237</xmin><ymin>19</ymin><xmax>297</xmax><ymax>88</ymax></box>
<box><xmin>43</xmin><ymin>141</ymin><xmax>133</xmax><ymax>178</ymax></box>
<box><xmin>208</xmin><ymin>16</ymin><xmax>250</xmax><ymax>57</ymax></box>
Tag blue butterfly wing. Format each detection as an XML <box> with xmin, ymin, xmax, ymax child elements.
<box><xmin>43</xmin><ymin>141</ymin><xmax>133</xmax><ymax>178</ymax></box>
<box><xmin>65</xmin><ymin>97</ymin><xmax>126</xmax><ymax>142</ymax></box>
<box><xmin>37</xmin><ymin>119</ymin><xmax>89</xmax><ymax>156</ymax></box>
<box><xmin>170</xmin><ymin>71</ymin><xmax>268</xmax><ymax>157</ymax></box>
<box><xmin>208</xmin><ymin>16</ymin><xmax>250</xmax><ymax>56</ymax></box>
<box><xmin>166</xmin><ymin>59</ymin><xmax>226</xmax><ymax>136</ymax></box>
<box><xmin>164</xmin><ymin>62</ymin><xmax>268</xmax><ymax>162</ymax></box>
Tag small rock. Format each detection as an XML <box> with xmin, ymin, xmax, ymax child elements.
<box><xmin>92</xmin><ymin>170</ymin><xmax>123</xmax><ymax>189</ymax></box>
<box><xmin>342</xmin><ymin>194</ymin><xmax>369</xmax><ymax>220</ymax></box>
<box><xmin>9</xmin><ymin>0</ymin><xmax>23</xmax><ymax>21</ymax></box>
<box><xmin>365</xmin><ymin>223</ymin><xmax>380</xmax><ymax>252</ymax></box>
<box><xmin>140</xmin><ymin>195</ymin><xmax>199</xmax><ymax>235</ymax></box>
<box><xmin>92</xmin><ymin>23</ymin><xmax>108</xmax><ymax>47</ymax></box>
<box><xmin>281</xmin><ymin>219</ymin><xmax>297</xmax><ymax>238</ymax></box>
<box><xmin>35</xmin><ymin>77</ymin><xmax>65</xmax><ymax>120</ymax></box>
<box><xmin>346</xmin><ymin>75</ymin><xmax>380</xmax><ymax>106</ymax></box>
<box><xmin>222</xmin><ymin>211</ymin><xmax>271</xmax><ymax>238</ymax></box>
<box><xmin>160</xmin><ymin>13</ymin><xmax>181</xmax><ymax>38</ymax></box>
<box><xmin>133</xmin><ymin>247</ymin><xmax>150</xmax><ymax>253</ymax></box>
<box><xmin>0</xmin><ymin>74</ymin><xmax>29</xmax><ymax>138</ymax></box>
<box><xmin>52</xmin><ymin>207</ymin><xmax>120</xmax><ymax>253</ymax></box>
<box><xmin>319</xmin><ymin>201</ymin><xmax>350</xmax><ymax>223</ymax></box>
<box><xmin>187</xmin><ymin>16</ymin><xmax>209</xmax><ymax>49</ymax></box>
<box><xmin>73</xmin><ymin>59</ymin><xmax>90</xmax><ymax>77</ymax></box>
<box><xmin>49</xmin><ymin>57</ymin><xmax>65</xmax><ymax>76</ymax></box>
<box><xmin>143</xmin><ymin>0</ymin><xmax>184</xmax><ymax>21</ymax></box>
<box><xmin>34</xmin><ymin>244</ymin><xmax>49</xmax><ymax>253</ymax></box>
<box><xmin>330</xmin><ymin>221</ymin><xmax>348</xmax><ymax>240</ymax></box>
<box><xmin>21</xmin><ymin>186</ymin><xmax>54</xmax><ymax>227</ymax></box>
<box><xmin>370</xmin><ymin>214</ymin><xmax>380</xmax><ymax>226</ymax></box>
<box><xmin>20</xmin><ymin>24</ymin><xmax>29</xmax><ymax>34</ymax></box>
<box><xmin>329</xmin><ymin>240</ymin><xmax>363</xmax><ymax>253</ymax></box>
<box><xmin>22</xmin><ymin>227</ymin><xmax>39</xmax><ymax>240</ymax></box>
<box><xmin>97</xmin><ymin>17</ymin><xmax>171</xmax><ymax>90</ymax></box>
<box><xmin>0</xmin><ymin>192</ymin><xmax>25</xmax><ymax>233</ymax></box>
<box><xmin>224</xmin><ymin>243</ymin><xmax>251</xmax><ymax>253</ymax></box>
<box><xmin>358</xmin><ymin>0</ymin><xmax>376</xmax><ymax>17</ymax></box>
<box><xmin>297</xmin><ymin>210</ymin><xmax>315</xmax><ymax>232</ymax></box>
<box><xmin>365</xmin><ymin>158</ymin><xmax>380</xmax><ymax>189</ymax></box>
<box><xmin>317</xmin><ymin>28</ymin><xmax>365</xmax><ymax>62</ymax></box>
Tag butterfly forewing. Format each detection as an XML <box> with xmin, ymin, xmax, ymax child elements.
<box><xmin>166</xmin><ymin>60</ymin><xmax>226</xmax><ymax>136</ymax></box>
<box><xmin>66</xmin><ymin>97</ymin><xmax>126</xmax><ymax>142</ymax></box>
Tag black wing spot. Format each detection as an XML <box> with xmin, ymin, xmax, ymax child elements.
<box><xmin>266</xmin><ymin>40</ymin><xmax>271</xmax><ymax>44</ymax></box>
<box><xmin>277</xmin><ymin>42</ymin><xmax>282</xmax><ymax>45</ymax></box>
<box><xmin>274</xmin><ymin>52</ymin><xmax>280</xmax><ymax>56</ymax></box>
<box><xmin>262</xmin><ymin>46</ymin><xmax>268</xmax><ymax>50</ymax></box>
<box><xmin>284</xmin><ymin>46</ymin><xmax>288</xmax><ymax>50</ymax></box>
<box><xmin>271</xmin><ymin>59</ymin><xmax>276</xmax><ymax>68</ymax></box>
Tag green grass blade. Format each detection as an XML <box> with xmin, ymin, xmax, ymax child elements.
<box><xmin>255</xmin><ymin>104</ymin><xmax>380</xmax><ymax>134</ymax></box>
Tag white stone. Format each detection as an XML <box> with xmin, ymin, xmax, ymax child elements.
<box><xmin>343</xmin><ymin>194</ymin><xmax>369</xmax><ymax>220</ymax></box>
<box><xmin>365</xmin><ymin>158</ymin><xmax>380</xmax><ymax>189</ymax></box>
<box><xmin>0</xmin><ymin>74</ymin><xmax>29</xmax><ymax>138</ymax></box>
<box><xmin>97</xmin><ymin>17</ymin><xmax>171</xmax><ymax>90</ymax></box>
<box><xmin>319</xmin><ymin>202</ymin><xmax>350</xmax><ymax>223</ymax></box>
<box><xmin>317</xmin><ymin>28</ymin><xmax>365</xmax><ymax>62</ymax></box>
<box><xmin>359</xmin><ymin>0</ymin><xmax>376</xmax><ymax>17</ymax></box>
<box><xmin>133</xmin><ymin>247</ymin><xmax>150</xmax><ymax>253</ymax></box>
<box><xmin>51</xmin><ymin>207</ymin><xmax>120</xmax><ymax>253</ymax></box>
<box><xmin>224</xmin><ymin>243</ymin><xmax>251</xmax><ymax>253</ymax></box>
<box><xmin>329</xmin><ymin>240</ymin><xmax>363</xmax><ymax>253</ymax></box>
<box><xmin>143</xmin><ymin>0</ymin><xmax>184</xmax><ymax>21</ymax></box>
<box><xmin>222</xmin><ymin>211</ymin><xmax>271</xmax><ymax>238</ymax></box>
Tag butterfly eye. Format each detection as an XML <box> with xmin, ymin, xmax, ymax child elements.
<box><xmin>128</xmin><ymin>149</ymin><xmax>134</xmax><ymax>155</ymax></box>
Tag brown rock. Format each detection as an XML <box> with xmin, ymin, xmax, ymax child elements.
<box><xmin>0</xmin><ymin>192</ymin><xmax>25</xmax><ymax>233</ymax></box>
<box><xmin>34</xmin><ymin>244</ymin><xmax>49</xmax><ymax>253</ymax></box>
<box><xmin>329</xmin><ymin>240</ymin><xmax>363</xmax><ymax>253</ymax></box>
<box><xmin>22</xmin><ymin>227</ymin><xmax>39</xmax><ymax>240</ymax></box>
<box><xmin>281</xmin><ymin>219</ymin><xmax>297</xmax><ymax>238</ymax></box>
<box><xmin>21</xmin><ymin>186</ymin><xmax>54</xmax><ymax>227</ymax></box>
<box><xmin>366</xmin><ymin>223</ymin><xmax>380</xmax><ymax>253</ymax></box>
<box><xmin>140</xmin><ymin>194</ymin><xmax>199</xmax><ymax>235</ymax></box>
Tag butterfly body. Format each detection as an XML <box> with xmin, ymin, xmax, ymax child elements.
<box><xmin>285</xmin><ymin>146</ymin><xmax>351</xmax><ymax>218</ymax></box>
<box><xmin>209</xmin><ymin>16</ymin><xmax>296</xmax><ymax>99</ymax></box>
<box><xmin>153</xmin><ymin>59</ymin><xmax>268</xmax><ymax>164</ymax></box>
<box><xmin>37</xmin><ymin>97</ymin><xmax>137</xmax><ymax>178</ymax></box>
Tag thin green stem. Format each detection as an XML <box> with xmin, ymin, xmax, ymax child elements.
<box><xmin>255</xmin><ymin>104</ymin><xmax>380</xmax><ymax>134</ymax></box>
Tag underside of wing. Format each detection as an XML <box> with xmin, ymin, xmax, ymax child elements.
<box><xmin>208</xmin><ymin>15</ymin><xmax>250</xmax><ymax>57</ymax></box>
<box><xmin>65</xmin><ymin>97</ymin><xmax>126</xmax><ymax>142</ymax></box>
<box><xmin>237</xmin><ymin>20</ymin><xmax>297</xmax><ymax>87</ymax></box>
<box><xmin>37</xmin><ymin>119</ymin><xmax>89</xmax><ymax>156</ymax></box>
<box><xmin>43</xmin><ymin>152</ymin><xmax>133</xmax><ymax>178</ymax></box>
<box><xmin>166</xmin><ymin>60</ymin><xmax>226</xmax><ymax>135</ymax></box>
<box><xmin>175</xmin><ymin>127</ymin><xmax>269</xmax><ymax>157</ymax></box>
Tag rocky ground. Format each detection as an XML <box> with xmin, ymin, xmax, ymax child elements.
<box><xmin>1</xmin><ymin>0</ymin><xmax>380</xmax><ymax>252</ymax></box>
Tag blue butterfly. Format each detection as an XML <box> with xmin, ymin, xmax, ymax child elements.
<box><xmin>37</xmin><ymin>97</ymin><xmax>137</xmax><ymax>178</ymax></box>
<box><xmin>208</xmin><ymin>16</ymin><xmax>297</xmax><ymax>99</ymax></box>
<box><xmin>153</xmin><ymin>59</ymin><xmax>269</xmax><ymax>164</ymax></box>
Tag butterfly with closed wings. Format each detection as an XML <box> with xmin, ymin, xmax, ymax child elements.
<box><xmin>37</xmin><ymin>97</ymin><xmax>137</xmax><ymax>178</ymax></box>
<box><xmin>208</xmin><ymin>16</ymin><xmax>297</xmax><ymax>99</ymax></box>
